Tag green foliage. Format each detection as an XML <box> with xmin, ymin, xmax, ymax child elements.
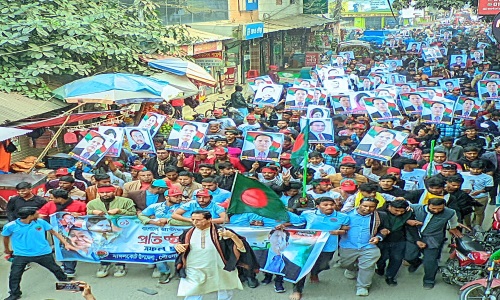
<box><xmin>0</xmin><ymin>0</ymin><xmax>192</xmax><ymax>99</ymax></box>
<box><xmin>392</xmin><ymin>0</ymin><xmax>472</xmax><ymax>11</ymax></box>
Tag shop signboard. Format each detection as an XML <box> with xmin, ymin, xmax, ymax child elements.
<box><xmin>193</xmin><ymin>51</ymin><xmax>223</xmax><ymax>67</ymax></box>
<box><xmin>493</xmin><ymin>13</ymin><xmax>500</xmax><ymax>42</ymax></box>
<box><xmin>304</xmin><ymin>52</ymin><xmax>321</xmax><ymax>67</ymax></box>
<box><xmin>242</xmin><ymin>23</ymin><xmax>264</xmax><ymax>40</ymax></box>
<box><xmin>303</xmin><ymin>0</ymin><xmax>328</xmax><ymax>14</ymax></box>
<box><xmin>341</xmin><ymin>0</ymin><xmax>395</xmax><ymax>16</ymax></box>
<box><xmin>193</xmin><ymin>41</ymin><xmax>223</xmax><ymax>55</ymax></box>
<box><xmin>479</xmin><ymin>0</ymin><xmax>500</xmax><ymax>15</ymax></box>
<box><xmin>240</xmin><ymin>0</ymin><xmax>258</xmax><ymax>11</ymax></box>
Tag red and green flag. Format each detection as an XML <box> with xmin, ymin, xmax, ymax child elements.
<box><xmin>227</xmin><ymin>174</ymin><xmax>290</xmax><ymax>222</ymax></box>
<box><xmin>291</xmin><ymin>119</ymin><xmax>309</xmax><ymax>168</ymax></box>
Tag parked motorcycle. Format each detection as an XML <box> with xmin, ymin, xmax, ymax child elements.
<box><xmin>482</xmin><ymin>207</ymin><xmax>500</xmax><ymax>252</ymax></box>
<box><xmin>460</xmin><ymin>249</ymin><xmax>500</xmax><ymax>300</ymax></box>
<box><xmin>441</xmin><ymin>234</ymin><xmax>491</xmax><ymax>286</ymax></box>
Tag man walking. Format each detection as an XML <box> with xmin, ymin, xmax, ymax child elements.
<box><xmin>2</xmin><ymin>207</ymin><xmax>76</xmax><ymax>300</ymax></box>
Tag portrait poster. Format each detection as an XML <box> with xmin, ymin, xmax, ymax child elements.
<box><xmin>308</xmin><ymin>88</ymin><xmax>328</xmax><ymax>106</ymax></box>
<box><xmin>357</xmin><ymin>77</ymin><xmax>375</xmax><ymax>91</ymax></box>
<box><xmin>477</xmin><ymin>79</ymin><xmax>500</xmax><ymax>101</ymax></box>
<box><xmin>406</xmin><ymin>42</ymin><xmax>421</xmax><ymax>53</ymax></box>
<box><xmin>138</xmin><ymin>112</ymin><xmax>166</xmax><ymax>138</ymax></box>
<box><xmin>449</xmin><ymin>54</ymin><xmax>467</xmax><ymax>68</ymax></box>
<box><xmin>300</xmin><ymin>118</ymin><xmax>334</xmax><ymax>144</ymax></box>
<box><xmin>240</xmin><ymin>131</ymin><xmax>284</xmax><ymax>162</ymax></box>
<box><xmin>248</xmin><ymin>75</ymin><xmax>274</xmax><ymax>91</ymax></box>
<box><xmin>400</xmin><ymin>92</ymin><xmax>431</xmax><ymax>115</ymax></box>
<box><xmin>386</xmin><ymin>73</ymin><xmax>403</xmax><ymax>84</ymax></box>
<box><xmin>331</xmin><ymin>94</ymin><xmax>355</xmax><ymax>114</ymax></box>
<box><xmin>353</xmin><ymin>126</ymin><xmax>408</xmax><ymax>161</ymax></box>
<box><xmin>253</xmin><ymin>84</ymin><xmax>283</xmax><ymax>106</ymax></box>
<box><xmin>321</xmin><ymin>66</ymin><xmax>345</xmax><ymax>81</ymax></box>
<box><xmin>363</xmin><ymin>96</ymin><xmax>402</xmax><ymax>122</ymax></box>
<box><xmin>454</xmin><ymin>97</ymin><xmax>480</xmax><ymax>120</ymax></box>
<box><xmin>331</xmin><ymin>55</ymin><xmax>347</xmax><ymax>67</ymax></box>
<box><xmin>98</xmin><ymin>126</ymin><xmax>124</xmax><ymax>158</ymax></box>
<box><xmin>422</xmin><ymin>46</ymin><xmax>443</xmax><ymax>61</ymax></box>
<box><xmin>396</xmin><ymin>83</ymin><xmax>418</xmax><ymax>95</ymax></box>
<box><xmin>438</xmin><ymin>79</ymin><xmax>460</xmax><ymax>93</ymax></box>
<box><xmin>385</xmin><ymin>60</ymin><xmax>403</xmax><ymax>72</ymax></box>
<box><xmin>483</xmin><ymin>71</ymin><xmax>500</xmax><ymax>80</ymax></box>
<box><xmin>307</xmin><ymin>105</ymin><xmax>330</xmax><ymax>119</ymax></box>
<box><xmin>470</xmin><ymin>49</ymin><xmax>485</xmax><ymax>63</ymax></box>
<box><xmin>375</xmin><ymin>87</ymin><xmax>397</xmax><ymax>99</ymax></box>
<box><xmin>417</xmin><ymin>87</ymin><xmax>445</xmax><ymax>100</ymax></box>
<box><xmin>293</xmin><ymin>78</ymin><xmax>319</xmax><ymax>88</ymax></box>
<box><xmin>420</xmin><ymin>99</ymin><xmax>455</xmax><ymax>125</ymax></box>
<box><xmin>338</xmin><ymin>51</ymin><xmax>355</xmax><ymax>62</ymax></box>
<box><xmin>124</xmin><ymin>127</ymin><xmax>155</xmax><ymax>154</ymax></box>
<box><xmin>165</xmin><ymin>120</ymin><xmax>209</xmax><ymax>154</ymax></box>
<box><xmin>285</xmin><ymin>87</ymin><xmax>313</xmax><ymax>110</ymax></box>
<box><xmin>323</xmin><ymin>78</ymin><xmax>350</xmax><ymax>94</ymax></box>
<box><xmin>69</xmin><ymin>130</ymin><xmax>115</xmax><ymax>166</ymax></box>
<box><xmin>348</xmin><ymin>91</ymin><xmax>374</xmax><ymax>114</ymax></box>
<box><xmin>477</xmin><ymin>42</ymin><xmax>489</xmax><ymax>49</ymax></box>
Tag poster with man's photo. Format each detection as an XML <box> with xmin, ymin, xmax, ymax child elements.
<box><xmin>300</xmin><ymin>118</ymin><xmax>334</xmax><ymax>143</ymax></box>
<box><xmin>138</xmin><ymin>112</ymin><xmax>166</xmax><ymax>138</ymax></box>
<box><xmin>483</xmin><ymin>71</ymin><xmax>500</xmax><ymax>80</ymax></box>
<box><xmin>417</xmin><ymin>87</ymin><xmax>445</xmax><ymax>100</ymax></box>
<box><xmin>420</xmin><ymin>99</ymin><xmax>455</xmax><ymax>125</ymax></box>
<box><xmin>285</xmin><ymin>87</ymin><xmax>313</xmax><ymax>110</ymax></box>
<box><xmin>253</xmin><ymin>84</ymin><xmax>283</xmax><ymax>106</ymax></box>
<box><xmin>323</xmin><ymin>78</ymin><xmax>350</xmax><ymax>95</ymax></box>
<box><xmin>353</xmin><ymin>126</ymin><xmax>408</xmax><ymax>161</ymax></box>
<box><xmin>240</xmin><ymin>131</ymin><xmax>284</xmax><ymax>162</ymax></box>
<box><xmin>308</xmin><ymin>88</ymin><xmax>328</xmax><ymax>106</ymax></box>
<box><xmin>438</xmin><ymin>79</ymin><xmax>461</xmax><ymax>94</ymax></box>
<box><xmin>331</xmin><ymin>94</ymin><xmax>355</xmax><ymax>114</ymax></box>
<box><xmin>470</xmin><ymin>49</ymin><xmax>485</xmax><ymax>63</ymax></box>
<box><xmin>166</xmin><ymin>120</ymin><xmax>209</xmax><ymax>154</ymax></box>
<box><xmin>248</xmin><ymin>75</ymin><xmax>274</xmax><ymax>91</ymax></box>
<box><xmin>293</xmin><ymin>78</ymin><xmax>318</xmax><ymax>88</ymax></box>
<box><xmin>307</xmin><ymin>105</ymin><xmax>330</xmax><ymax>119</ymax></box>
<box><xmin>477</xmin><ymin>79</ymin><xmax>500</xmax><ymax>101</ymax></box>
<box><xmin>454</xmin><ymin>97</ymin><xmax>480</xmax><ymax>120</ymax></box>
<box><xmin>320</xmin><ymin>66</ymin><xmax>345</xmax><ymax>81</ymax></box>
<box><xmin>124</xmin><ymin>127</ymin><xmax>155</xmax><ymax>154</ymax></box>
<box><xmin>98</xmin><ymin>126</ymin><xmax>124</xmax><ymax>158</ymax></box>
<box><xmin>385</xmin><ymin>60</ymin><xmax>403</xmax><ymax>72</ymax></box>
<box><xmin>406</xmin><ymin>42</ymin><xmax>421</xmax><ymax>53</ymax></box>
<box><xmin>363</xmin><ymin>97</ymin><xmax>402</xmax><ymax>122</ymax></box>
<box><xmin>338</xmin><ymin>51</ymin><xmax>355</xmax><ymax>62</ymax></box>
<box><xmin>449</xmin><ymin>54</ymin><xmax>467</xmax><ymax>68</ymax></box>
<box><xmin>396</xmin><ymin>83</ymin><xmax>418</xmax><ymax>95</ymax></box>
<box><xmin>422</xmin><ymin>46</ymin><xmax>443</xmax><ymax>61</ymax></box>
<box><xmin>69</xmin><ymin>130</ymin><xmax>115</xmax><ymax>166</ymax></box>
<box><xmin>400</xmin><ymin>92</ymin><xmax>431</xmax><ymax>115</ymax></box>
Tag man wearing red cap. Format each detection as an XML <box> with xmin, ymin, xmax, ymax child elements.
<box><xmin>326</xmin><ymin>156</ymin><xmax>368</xmax><ymax>188</ymax></box>
<box><xmin>45</xmin><ymin>168</ymin><xmax>87</xmax><ymax>192</ymax></box>
<box><xmin>213</xmin><ymin>109</ymin><xmax>236</xmax><ymax>129</ymax></box>
<box><xmin>180</xmin><ymin>149</ymin><xmax>215</xmax><ymax>173</ymax></box>
<box><xmin>172</xmin><ymin>189</ymin><xmax>227</xmax><ymax>225</ymax></box>
<box><xmin>214</xmin><ymin>147</ymin><xmax>246</xmax><ymax>173</ymax></box>
<box><xmin>87</xmin><ymin>185</ymin><xmax>136</xmax><ymax>278</ymax></box>
<box><xmin>237</xmin><ymin>115</ymin><xmax>261</xmax><ymax>135</ymax></box>
<box><xmin>398</xmin><ymin>138</ymin><xmax>422</xmax><ymax>161</ymax></box>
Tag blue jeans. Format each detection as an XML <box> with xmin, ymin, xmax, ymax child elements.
<box><xmin>236</xmin><ymin>107</ymin><xmax>249</xmax><ymax>118</ymax></box>
<box><xmin>156</xmin><ymin>262</ymin><xmax>170</xmax><ymax>274</ymax></box>
<box><xmin>62</xmin><ymin>261</ymin><xmax>77</xmax><ymax>274</ymax></box>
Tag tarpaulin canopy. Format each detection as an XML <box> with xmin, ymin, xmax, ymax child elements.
<box><xmin>0</xmin><ymin>127</ymin><xmax>32</xmax><ymax>142</ymax></box>
<box><xmin>151</xmin><ymin>73</ymin><xmax>199</xmax><ymax>98</ymax></box>
<box><xmin>16</xmin><ymin>110</ymin><xmax>119</xmax><ymax>130</ymax></box>
<box><xmin>148</xmin><ymin>58</ymin><xmax>217</xmax><ymax>87</ymax></box>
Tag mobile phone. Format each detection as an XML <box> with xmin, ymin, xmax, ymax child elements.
<box><xmin>56</xmin><ymin>282</ymin><xmax>84</xmax><ymax>292</ymax></box>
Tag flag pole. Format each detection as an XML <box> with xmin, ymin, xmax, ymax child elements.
<box><xmin>302</xmin><ymin>118</ymin><xmax>310</xmax><ymax>198</ymax></box>
<box><xmin>427</xmin><ymin>140</ymin><xmax>436</xmax><ymax>178</ymax></box>
<box><xmin>223</xmin><ymin>172</ymin><xmax>241</xmax><ymax>228</ymax></box>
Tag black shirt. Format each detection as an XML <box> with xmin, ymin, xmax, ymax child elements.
<box><xmin>377</xmin><ymin>186</ymin><xmax>406</xmax><ymax>197</ymax></box>
<box><xmin>6</xmin><ymin>195</ymin><xmax>47</xmax><ymax>221</ymax></box>
<box><xmin>455</xmin><ymin>136</ymin><xmax>486</xmax><ymax>150</ymax></box>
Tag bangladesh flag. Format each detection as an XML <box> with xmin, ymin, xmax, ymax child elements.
<box><xmin>172</xmin><ymin>120</ymin><xmax>205</xmax><ymax>141</ymax></box>
<box><xmin>227</xmin><ymin>174</ymin><xmax>290</xmax><ymax>222</ymax></box>
<box><xmin>245</xmin><ymin>131</ymin><xmax>281</xmax><ymax>151</ymax></box>
<box><xmin>290</xmin><ymin>119</ymin><xmax>309</xmax><ymax>167</ymax></box>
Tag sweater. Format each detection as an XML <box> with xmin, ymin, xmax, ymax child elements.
<box><xmin>86</xmin><ymin>196</ymin><xmax>137</xmax><ymax>216</ymax></box>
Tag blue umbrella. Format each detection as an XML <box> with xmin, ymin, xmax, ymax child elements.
<box><xmin>148</xmin><ymin>58</ymin><xmax>217</xmax><ymax>86</ymax></box>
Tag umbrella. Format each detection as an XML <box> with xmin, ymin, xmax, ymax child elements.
<box><xmin>151</xmin><ymin>73</ymin><xmax>199</xmax><ymax>98</ymax></box>
<box><xmin>0</xmin><ymin>127</ymin><xmax>32</xmax><ymax>142</ymax></box>
<box><xmin>53</xmin><ymin>73</ymin><xmax>182</xmax><ymax>104</ymax></box>
<box><xmin>148</xmin><ymin>58</ymin><xmax>217</xmax><ymax>87</ymax></box>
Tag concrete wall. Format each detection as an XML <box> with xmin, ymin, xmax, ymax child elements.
<box><xmin>258</xmin><ymin>0</ymin><xmax>301</xmax><ymax>20</ymax></box>
<box><xmin>228</xmin><ymin>0</ymin><xmax>260</xmax><ymax>22</ymax></box>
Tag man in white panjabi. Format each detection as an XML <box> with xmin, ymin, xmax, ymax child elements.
<box><xmin>175</xmin><ymin>210</ymin><xmax>250</xmax><ymax>300</ymax></box>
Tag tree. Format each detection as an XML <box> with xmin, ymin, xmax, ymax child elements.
<box><xmin>0</xmin><ymin>0</ymin><xmax>193</xmax><ymax>99</ymax></box>
<box><xmin>392</xmin><ymin>0</ymin><xmax>472</xmax><ymax>11</ymax></box>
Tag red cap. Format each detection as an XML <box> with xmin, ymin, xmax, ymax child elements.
<box><xmin>406</xmin><ymin>138</ymin><xmax>420</xmax><ymax>145</ymax></box>
<box><xmin>340</xmin><ymin>179</ymin><xmax>358</xmax><ymax>193</ymax></box>
<box><xmin>247</xmin><ymin>115</ymin><xmax>256</xmax><ymax>120</ymax></box>
<box><xmin>214</xmin><ymin>147</ymin><xmax>227</xmax><ymax>155</ymax></box>
<box><xmin>131</xmin><ymin>165</ymin><xmax>146</xmax><ymax>171</ymax></box>
<box><xmin>280</xmin><ymin>153</ymin><xmax>291</xmax><ymax>159</ymax></box>
<box><xmin>387</xmin><ymin>167</ymin><xmax>401</xmax><ymax>175</ymax></box>
<box><xmin>354</xmin><ymin>124</ymin><xmax>365</xmax><ymax>129</ymax></box>
<box><xmin>198</xmin><ymin>149</ymin><xmax>209</xmax><ymax>155</ymax></box>
<box><xmin>166</xmin><ymin>186</ymin><xmax>183</xmax><ymax>196</ymax></box>
<box><xmin>113</xmin><ymin>161</ymin><xmax>124</xmax><ymax>168</ymax></box>
<box><xmin>324</xmin><ymin>146</ymin><xmax>338</xmax><ymax>155</ymax></box>
<box><xmin>340</xmin><ymin>156</ymin><xmax>356</xmax><ymax>165</ymax></box>
<box><xmin>196</xmin><ymin>189</ymin><xmax>211</xmax><ymax>197</ymax></box>
<box><xmin>453</xmin><ymin>87</ymin><xmax>461</xmax><ymax>91</ymax></box>
<box><xmin>214</xmin><ymin>109</ymin><xmax>223</xmax><ymax>115</ymax></box>
<box><xmin>56</xmin><ymin>168</ymin><xmax>70</xmax><ymax>176</ymax></box>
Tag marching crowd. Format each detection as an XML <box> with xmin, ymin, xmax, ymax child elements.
<box><xmin>4</xmin><ymin>16</ymin><xmax>500</xmax><ymax>300</ymax></box>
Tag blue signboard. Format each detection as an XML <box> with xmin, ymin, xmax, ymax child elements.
<box><xmin>246</xmin><ymin>0</ymin><xmax>258</xmax><ymax>11</ymax></box>
<box><xmin>243</xmin><ymin>23</ymin><xmax>264</xmax><ymax>40</ymax></box>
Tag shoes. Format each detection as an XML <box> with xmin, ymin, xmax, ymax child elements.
<box><xmin>274</xmin><ymin>281</ymin><xmax>286</xmax><ymax>293</ymax></box>
<box><xmin>4</xmin><ymin>295</ymin><xmax>21</xmax><ymax>300</ymax></box>
<box><xmin>423</xmin><ymin>283</ymin><xmax>434</xmax><ymax>289</ymax></box>
<box><xmin>261</xmin><ymin>276</ymin><xmax>272</xmax><ymax>285</ymax></box>
<box><xmin>385</xmin><ymin>277</ymin><xmax>398</xmax><ymax>286</ymax></box>
<box><xmin>96</xmin><ymin>265</ymin><xmax>111</xmax><ymax>278</ymax></box>
<box><xmin>64</xmin><ymin>271</ymin><xmax>76</xmax><ymax>278</ymax></box>
<box><xmin>247</xmin><ymin>277</ymin><xmax>259</xmax><ymax>288</ymax></box>
<box><xmin>152</xmin><ymin>268</ymin><xmax>161</xmax><ymax>278</ymax></box>
<box><xmin>356</xmin><ymin>288</ymin><xmax>369</xmax><ymax>296</ymax></box>
<box><xmin>408</xmin><ymin>260</ymin><xmax>422</xmax><ymax>273</ymax></box>
<box><xmin>146</xmin><ymin>264</ymin><xmax>155</xmax><ymax>269</ymax></box>
<box><xmin>310</xmin><ymin>274</ymin><xmax>319</xmax><ymax>283</ymax></box>
<box><xmin>114</xmin><ymin>265</ymin><xmax>127</xmax><ymax>277</ymax></box>
<box><xmin>344</xmin><ymin>269</ymin><xmax>357</xmax><ymax>279</ymax></box>
<box><xmin>375</xmin><ymin>268</ymin><xmax>385</xmax><ymax>276</ymax></box>
<box><xmin>158</xmin><ymin>273</ymin><xmax>171</xmax><ymax>284</ymax></box>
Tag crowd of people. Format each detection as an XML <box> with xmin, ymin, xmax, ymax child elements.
<box><xmin>3</xmin><ymin>14</ymin><xmax>500</xmax><ymax>300</ymax></box>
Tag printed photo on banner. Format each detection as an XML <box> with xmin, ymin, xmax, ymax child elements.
<box><xmin>124</xmin><ymin>127</ymin><xmax>155</xmax><ymax>153</ymax></box>
<box><xmin>417</xmin><ymin>87</ymin><xmax>445</xmax><ymax>100</ymax></box>
<box><xmin>293</xmin><ymin>78</ymin><xmax>318</xmax><ymax>88</ymax></box>
<box><xmin>384</xmin><ymin>38</ymin><xmax>397</xmax><ymax>47</ymax></box>
<box><xmin>396</xmin><ymin>83</ymin><xmax>418</xmax><ymax>95</ymax></box>
<box><xmin>421</xmin><ymin>99</ymin><xmax>455</xmax><ymax>124</ymax></box>
<box><xmin>253</xmin><ymin>84</ymin><xmax>283</xmax><ymax>106</ymax></box>
<box><xmin>449</xmin><ymin>54</ymin><xmax>467</xmax><ymax>68</ymax></box>
<box><xmin>353</xmin><ymin>127</ymin><xmax>408</xmax><ymax>161</ymax></box>
<box><xmin>338</xmin><ymin>51</ymin><xmax>354</xmax><ymax>62</ymax></box>
<box><xmin>364</xmin><ymin>97</ymin><xmax>402</xmax><ymax>122</ymax></box>
<box><xmin>374</xmin><ymin>87</ymin><xmax>397</xmax><ymax>99</ymax></box>
<box><xmin>422</xmin><ymin>46</ymin><xmax>443</xmax><ymax>61</ymax></box>
<box><xmin>477</xmin><ymin>42</ymin><xmax>489</xmax><ymax>49</ymax></box>
<box><xmin>439</xmin><ymin>47</ymin><xmax>448</xmax><ymax>56</ymax></box>
<box><xmin>300</xmin><ymin>118</ymin><xmax>334</xmax><ymax>143</ymax></box>
<box><xmin>321</xmin><ymin>66</ymin><xmax>345</xmax><ymax>80</ymax></box>
<box><xmin>400</xmin><ymin>92</ymin><xmax>431</xmax><ymax>115</ymax></box>
<box><xmin>350</xmin><ymin>92</ymin><xmax>374</xmax><ymax>113</ymax></box>
<box><xmin>454</xmin><ymin>97</ymin><xmax>480</xmax><ymax>120</ymax></box>
<box><xmin>138</xmin><ymin>112</ymin><xmax>166</xmax><ymax>137</ymax></box>
<box><xmin>308</xmin><ymin>88</ymin><xmax>328</xmax><ymax>105</ymax></box>
<box><xmin>331</xmin><ymin>55</ymin><xmax>346</xmax><ymax>67</ymax></box>
<box><xmin>331</xmin><ymin>94</ymin><xmax>355</xmax><ymax>114</ymax></box>
<box><xmin>470</xmin><ymin>49</ymin><xmax>485</xmax><ymax>63</ymax></box>
<box><xmin>166</xmin><ymin>120</ymin><xmax>209</xmax><ymax>154</ymax></box>
<box><xmin>285</xmin><ymin>87</ymin><xmax>313</xmax><ymax>110</ymax></box>
<box><xmin>406</xmin><ymin>42</ymin><xmax>421</xmax><ymax>53</ymax></box>
<box><xmin>248</xmin><ymin>75</ymin><xmax>274</xmax><ymax>91</ymax></box>
<box><xmin>357</xmin><ymin>77</ymin><xmax>375</xmax><ymax>91</ymax></box>
<box><xmin>478</xmin><ymin>79</ymin><xmax>500</xmax><ymax>101</ymax></box>
<box><xmin>307</xmin><ymin>105</ymin><xmax>330</xmax><ymax>119</ymax></box>
<box><xmin>240</xmin><ymin>131</ymin><xmax>283</xmax><ymax>162</ymax></box>
<box><xmin>385</xmin><ymin>60</ymin><xmax>403</xmax><ymax>72</ymax></box>
<box><xmin>483</xmin><ymin>71</ymin><xmax>500</xmax><ymax>80</ymax></box>
<box><xmin>98</xmin><ymin>127</ymin><xmax>124</xmax><ymax>158</ymax></box>
<box><xmin>438</xmin><ymin>79</ymin><xmax>460</xmax><ymax>94</ymax></box>
<box><xmin>69</xmin><ymin>130</ymin><xmax>115</xmax><ymax>166</ymax></box>
<box><xmin>368</xmin><ymin>74</ymin><xmax>386</xmax><ymax>88</ymax></box>
<box><xmin>385</xmin><ymin>73</ymin><xmax>403</xmax><ymax>84</ymax></box>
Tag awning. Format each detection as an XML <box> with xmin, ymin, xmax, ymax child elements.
<box><xmin>16</xmin><ymin>110</ymin><xmax>120</xmax><ymax>130</ymax></box>
<box><xmin>0</xmin><ymin>92</ymin><xmax>69</xmax><ymax>125</ymax></box>
<box><xmin>0</xmin><ymin>127</ymin><xmax>33</xmax><ymax>142</ymax></box>
<box><xmin>151</xmin><ymin>73</ymin><xmax>199</xmax><ymax>98</ymax></box>
<box><xmin>263</xmin><ymin>15</ymin><xmax>335</xmax><ymax>33</ymax></box>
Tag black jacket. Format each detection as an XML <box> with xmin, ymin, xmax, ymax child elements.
<box><xmin>7</xmin><ymin>195</ymin><xmax>47</xmax><ymax>221</ymax></box>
